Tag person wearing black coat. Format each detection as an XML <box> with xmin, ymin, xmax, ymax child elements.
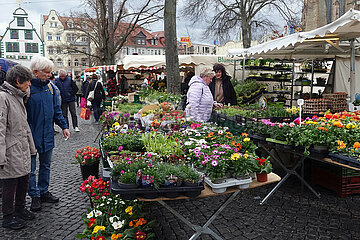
<box><xmin>85</xmin><ymin>74</ymin><xmax>105</xmax><ymax>123</ymax></box>
<box><xmin>209</xmin><ymin>64</ymin><xmax>237</xmax><ymax>106</ymax></box>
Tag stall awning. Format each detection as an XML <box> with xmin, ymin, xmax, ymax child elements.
<box><xmin>85</xmin><ymin>65</ymin><xmax>118</xmax><ymax>72</ymax></box>
<box><xmin>228</xmin><ymin>9</ymin><xmax>360</xmax><ymax>59</ymax></box>
<box><xmin>118</xmin><ymin>55</ymin><xmax>241</xmax><ymax>70</ymax></box>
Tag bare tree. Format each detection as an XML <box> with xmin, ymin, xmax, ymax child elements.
<box><xmin>183</xmin><ymin>0</ymin><xmax>303</xmax><ymax>48</ymax></box>
<box><xmin>164</xmin><ymin>0</ymin><xmax>180</xmax><ymax>94</ymax></box>
<box><xmin>61</xmin><ymin>0</ymin><xmax>163</xmax><ymax>65</ymax></box>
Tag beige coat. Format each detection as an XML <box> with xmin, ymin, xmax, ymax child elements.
<box><xmin>0</xmin><ymin>82</ymin><xmax>36</xmax><ymax>179</ymax></box>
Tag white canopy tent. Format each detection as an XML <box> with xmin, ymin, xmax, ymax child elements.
<box><xmin>118</xmin><ymin>55</ymin><xmax>240</xmax><ymax>75</ymax></box>
<box><xmin>228</xmin><ymin>9</ymin><xmax>360</xmax><ymax>105</ymax></box>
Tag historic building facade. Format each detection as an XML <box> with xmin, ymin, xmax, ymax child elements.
<box><xmin>0</xmin><ymin>7</ymin><xmax>44</xmax><ymax>67</ymax></box>
<box><xmin>303</xmin><ymin>0</ymin><xmax>360</xmax><ymax>31</ymax></box>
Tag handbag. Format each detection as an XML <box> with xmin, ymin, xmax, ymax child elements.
<box><xmin>80</xmin><ymin>97</ymin><xmax>87</xmax><ymax>108</ymax></box>
<box><xmin>80</xmin><ymin>107</ymin><xmax>91</xmax><ymax>120</ymax></box>
<box><xmin>87</xmin><ymin>81</ymin><xmax>98</xmax><ymax>101</ymax></box>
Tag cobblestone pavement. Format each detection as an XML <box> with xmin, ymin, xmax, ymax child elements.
<box><xmin>1</xmin><ymin>108</ymin><xmax>360</xmax><ymax>240</ymax></box>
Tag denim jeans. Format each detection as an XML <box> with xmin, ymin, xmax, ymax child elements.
<box><xmin>91</xmin><ymin>100</ymin><xmax>101</xmax><ymax>122</ymax></box>
<box><xmin>28</xmin><ymin>149</ymin><xmax>53</xmax><ymax>198</ymax></box>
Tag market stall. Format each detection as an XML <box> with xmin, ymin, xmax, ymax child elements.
<box><xmin>228</xmin><ymin>9</ymin><xmax>360</xmax><ymax>105</ymax></box>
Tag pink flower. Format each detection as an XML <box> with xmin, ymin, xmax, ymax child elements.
<box><xmin>118</xmin><ymin>146</ymin><xmax>123</xmax><ymax>151</ymax></box>
<box><xmin>120</xmin><ymin>170</ymin><xmax>125</xmax><ymax>174</ymax></box>
<box><xmin>211</xmin><ymin>160</ymin><xmax>218</xmax><ymax>167</ymax></box>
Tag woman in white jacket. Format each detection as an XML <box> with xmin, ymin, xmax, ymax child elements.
<box><xmin>186</xmin><ymin>68</ymin><xmax>222</xmax><ymax>122</ymax></box>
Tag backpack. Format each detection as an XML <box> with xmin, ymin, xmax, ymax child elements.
<box><xmin>24</xmin><ymin>82</ymin><xmax>54</xmax><ymax>103</ymax></box>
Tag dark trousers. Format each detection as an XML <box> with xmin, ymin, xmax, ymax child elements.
<box><xmin>61</xmin><ymin>101</ymin><xmax>78</xmax><ymax>129</ymax></box>
<box><xmin>91</xmin><ymin>99</ymin><xmax>101</xmax><ymax>122</ymax></box>
<box><xmin>2</xmin><ymin>174</ymin><xmax>29</xmax><ymax>218</ymax></box>
<box><xmin>76</xmin><ymin>94</ymin><xmax>82</xmax><ymax>107</ymax></box>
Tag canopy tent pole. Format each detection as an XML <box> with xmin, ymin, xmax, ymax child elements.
<box><xmin>350</xmin><ymin>39</ymin><xmax>356</xmax><ymax>107</ymax></box>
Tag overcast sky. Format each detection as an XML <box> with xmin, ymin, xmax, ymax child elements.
<box><xmin>0</xmin><ymin>0</ymin><xmax>212</xmax><ymax>45</ymax></box>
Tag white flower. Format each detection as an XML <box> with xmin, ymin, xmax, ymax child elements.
<box><xmin>120</xmin><ymin>201</ymin><xmax>125</xmax><ymax>205</ymax></box>
<box><xmin>109</xmin><ymin>216</ymin><xmax>119</xmax><ymax>223</ymax></box>
<box><xmin>112</xmin><ymin>220</ymin><xmax>125</xmax><ymax>230</ymax></box>
<box><xmin>198</xmin><ymin>139</ymin><xmax>207</xmax><ymax>144</ymax></box>
<box><xmin>218</xmin><ymin>130</ymin><xmax>224</xmax><ymax>134</ymax></box>
<box><xmin>195</xmin><ymin>133</ymin><xmax>201</xmax><ymax>137</ymax></box>
<box><xmin>102</xmin><ymin>196</ymin><xmax>106</xmax><ymax>200</ymax></box>
<box><xmin>184</xmin><ymin>141</ymin><xmax>192</xmax><ymax>146</ymax></box>
<box><xmin>100</xmin><ymin>203</ymin><xmax>104</xmax><ymax>207</ymax></box>
<box><xmin>87</xmin><ymin>210</ymin><xmax>94</xmax><ymax>219</ymax></box>
<box><xmin>94</xmin><ymin>210</ymin><xmax>102</xmax><ymax>217</ymax></box>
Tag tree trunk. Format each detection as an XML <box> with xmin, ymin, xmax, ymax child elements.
<box><xmin>107</xmin><ymin>0</ymin><xmax>115</xmax><ymax>64</ymax></box>
<box><xmin>164</xmin><ymin>0</ymin><xmax>180</xmax><ymax>94</ymax></box>
<box><xmin>241</xmin><ymin>17</ymin><xmax>251</xmax><ymax>48</ymax></box>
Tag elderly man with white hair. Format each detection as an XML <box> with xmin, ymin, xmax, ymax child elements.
<box><xmin>55</xmin><ymin>69</ymin><xmax>79</xmax><ymax>132</ymax></box>
<box><xmin>26</xmin><ymin>56</ymin><xmax>70</xmax><ymax>212</ymax></box>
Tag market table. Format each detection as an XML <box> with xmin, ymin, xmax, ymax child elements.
<box><xmin>256</xmin><ymin>141</ymin><xmax>360</xmax><ymax>205</ymax></box>
<box><xmin>139</xmin><ymin>173</ymin><xmax>280</xmax><ymax>240</ymax></box>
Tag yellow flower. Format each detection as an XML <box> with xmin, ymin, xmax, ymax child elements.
<box><xmin>231</xmin><ymin>153</ymin><xmax>240</xmax><ymax>160</ymax></box>
<box><xmin>125</xmin><ymin>206</ymin><xmax>133</xmax><ymax>215</ymax></box>
<box><xmin>243</xmin><ymin>154</ymin><xmax>249</xmax><ymax>159</ymax></box>
<box><xmin>92</xmin><ymin>225</ymin><xmax>105</xmax><ymax>234</ymax></box>
<box><xmin>111</xmin><ymin>233</ymin><xmax>123</xmax><ymax>240</ymax></box>
<box><xmin>112</xmin><ymin>122</ymin><xmax>119</xmax><ymax>128</ymax></box>
<box><xmin>243</xmin><ymin>138</ymin><xmax>250</xmax><ymax>142</ymax></box>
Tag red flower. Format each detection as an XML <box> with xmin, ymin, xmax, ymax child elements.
<box><xmin>135</xmin><ymin>230</ymin><xmax>147</xmax><ymax>240</ymax></box>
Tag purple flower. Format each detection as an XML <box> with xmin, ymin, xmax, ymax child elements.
<box><xmin>212</xmin><ymin>144</ymin><xmax>219</xmax><ymax>147</ymax></box>
<box><xmin>211</xmin><ymin>160</ymin><xmax>218</xmax><ymax>167</ymax></box>
<box><xmin>212</xmin><ymin>150</ymin><xmax>219</xmax><ymax>154</ymax></box>
<box><xmin>212</xmin><ymin>155</ymin><xmax>220</xmax><ymax>159</ymax></box>
<box><xmin>118</xmin><ymin>146</ymin><xmax>123</xmax><ymax>151</ymax></box>
<box><xmin>146</xmin><ymin>153</ymin><xmax>152</xmax><ymax>158</ymax></box>
<box><xmin>201</xmin><ymin>161</ymin><xmax>206</xmax><ymax>165</ymax></box>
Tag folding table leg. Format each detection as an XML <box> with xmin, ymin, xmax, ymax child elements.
<box><xmin>259</xmin><ymin>145</ymin><xmax>320</xmax><ymax>205</ymax></box>
<box><xmin>158</xmin><ymin>191</ymin><xmax>240</xmax><ymax>240</ymax></box>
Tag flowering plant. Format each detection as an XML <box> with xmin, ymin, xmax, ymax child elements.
<box><xmin>253</xmin><ymin>157</ymin><xmax>272</xmax><ymax>174</ymax></box>
<box><xmin>74</xmin><ymin>146</ymin><xmax>101</xmax><ymax>165</ymax></box>
<box><xmin>77</xmin><ymin>176</ymin><xmax>156</xmax><ymax>239</ymax></box>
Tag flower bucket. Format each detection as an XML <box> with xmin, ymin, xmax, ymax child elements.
<box><xmin>256</xmin><ymin>172</ymin><xmax>268</xmax><ymax>182</ymax></box>
<box><xmin>80</xmin><ymin>162</ymin><xmax>99</xmax><ymax>180</ymax></box>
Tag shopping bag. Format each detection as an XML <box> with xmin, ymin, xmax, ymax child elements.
<box><xmin>80</xmin><ymin>97</ymin><xmax>87</xmax><ymax>108</ymax></box>
<box><xmin>80</xmin><ymin>107</ymin><xmax>90</xmax><ymax>120</ymax></box>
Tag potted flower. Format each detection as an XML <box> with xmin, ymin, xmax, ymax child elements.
<box><xmin>74</xmin><ymin>146</ymin><xmax>101</xmax><ymax>180</ymax></box>
<box><xmin>253</xmin><ymin>157</ymin><xmax>272</xmax><ymax>182</ymax></box>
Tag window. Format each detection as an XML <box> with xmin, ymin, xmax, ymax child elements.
<box><xmin>48</xmin><ymin>33</ymin><xmax>53</xmax><ymax>41</ymax></box>
<box><xmin>57</xmin><ymin>48</ymin><xmax>61</xmax><ymax>54</ymax></box>
<box><xmin>25</xmin><ymin>30</ymin><xmax>33</xmax><ymax>40</ymax></box>
<box><xmin>67</xmin><ymin>34</ymin><xmax>71</xmax><ymax>42</ymax></box>
<box><xmin>51</xmin><ymin>17</ymin><xmax>55</xmax><ymax>20</ymax></box>
<box><xmin>82</xmin><ymin>47</ymin><xmax>86</xmax><ymax>53</ymax></box>
<box><xmin>67</xmin><ymin>22</ymin><xmax>73</xmax><ymax>28</ymax></box>
<box><xmin>57</xmin><ymin>58</ymin><xmax>62</xmax><ymax>67</ymax></box>
<box><xmin>48</xmin><ymin>47</ymin><xmax>54</xmax><ymax>55</ymax></box>
<box><xmin>54</xmin><ymin>22</ymin><xmax>57</xmax><ymax>27</ymax></box>
<box><xmin>81</xmin><ymin>36</ymin><xmax>87</xmax><ymax>42</ymax></box>
<box><xmin>10</xmin><ymin>30</ymin><xmax>19</xmax><ymax>39</ymax></box>
<box><xmin>56</xmin><ymin>34</ymin><xmax>61</xmax><ymax>41</ymax></box>
<box><xmin>68</xmin><ymin>59</ymin><xmax>71</xmax><ymax>67</ymax></box>
<box><xmin>17</xmin><ymin>17</ymin><xmax>25</xmax><ymax>26</ymax></box>
<box><xmin>6</xmin><ymin>42</ymin><xmax>19</xmax><ymax>52</ymax></box>
<box><xmin>82</xmin><ymin>58</ymin><xmax>87</xmax><ymax>67</ymax></box>
<box><xmin>25</xmin><ymin>43</ymin><xmax>38</xmax><ymax>53</ymax></box>
<box><xmin>142</xmin><ymin>39</ymin><xmax>146</xmax><ymax>45</ymax></box>
<box><xmin>74</xmin><ymin>59</ymin><xmax>79</xmax><ymax>67</ymax></box>
<box><xmin>72</xmin><ymin>34</ymin><xmax>76</xmax><ymax>42</ymax></box>
<box><xmin>82</xmin><ymin>23</ymin><xmax>88</xmax><ymax>29</ymax></box>
<box><xmin>50</xmin><ymin>22</ymin><xmax>53</xmax><ymax>27</ymax></box>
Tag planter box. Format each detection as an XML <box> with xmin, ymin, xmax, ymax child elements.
<box><xmin>204</xmin><ymin>176</ymin><xmax>252</xmax><ymax>193</ymax></box>
<box><xmin>110</xmin><ymin>178</ymin><xmax>204</xmax><ymax>200</ymax></box>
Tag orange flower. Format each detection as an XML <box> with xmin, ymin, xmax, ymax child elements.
<box><xmin>208</xmin><ymin>132</ymin><xmax>214</xmax><ymax>138</ymax></box>
<box><xmin>242</xmin><ymin>133</ymin><xmax>249</xmax><ymax>137</ymax></box>
<box><xmin>317</xmin><ymin>127</ymin><xmax>328</xmax><ymax>131</ymax></box>
<box><xmin>211</xmin><ymin>137</ymin><xmax>216</xmax><ymax>140</ymax></box>
<box><xmin>353</xmin><ymin>142</ymin><xmax>360</xmax><ymax>149</ymax></box>
<box><xmin>337</xmin><ymin>140</ymin><xmax>346</xmax><ymax>150</ymax></box>
<box><xmin>333</xmin><ymin>121</ymin><xmax>344</xmax><ymax>128</ymax></box>
<box><xmin>231</xmin><ymin>141</ymin><xmax>236</xmax><ymax>146</ymax></box>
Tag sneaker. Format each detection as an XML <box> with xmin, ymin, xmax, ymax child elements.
<box><xmin>75</xmin><ymin>127</ymin><xmax>80</xmax><ymax>132</ymax></box>
<box><xmin>15</xmin><ymin>208</ymin><xmax>35</xmax><ymax>221</ymax></box>
<box><xmin>30</xmin><ymin>197</ymin><xmax>41</xmax><ymax>212</ymax></box>
<box><xmin>40</xmin><ymin>192</ymin><xmax>59</xmax><ymax>203</ymax></box>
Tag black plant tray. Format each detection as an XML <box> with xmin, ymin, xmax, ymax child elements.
<box><xmin>329</xmin><ymin>152</ymin><xmax>360</xmax><ymax>169</ymax></box>
<box><xmin>110</xmin><ymin>179</ymin><xmax>205</xmax><ymax>200</ymax></box>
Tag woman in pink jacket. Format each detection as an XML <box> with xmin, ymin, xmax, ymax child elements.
<box><xmin>186</xmin><ymin>69</ymin><xmax>222</xmax><ymax>122</ymax></box>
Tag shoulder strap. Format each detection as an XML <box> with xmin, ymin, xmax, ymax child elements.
<box><xmin>24</xmin><ymin>82</ymin><xmax>54</xmax><ymax>104</ymax></box>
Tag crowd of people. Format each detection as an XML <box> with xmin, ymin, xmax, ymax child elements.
<box><xmin>0</xmin><ymin>55</ymin><xmax>235</xmax><ymax>230</ymax></box>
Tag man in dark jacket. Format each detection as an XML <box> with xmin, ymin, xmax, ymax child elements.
<box><xmin>85</xmin><ymin>74</ymin><xmax>105</xmax><ymax>123</ymax></box>
<box><xmin>209</xmin><ymin>64</ymin><xmax>237</xmax><ymax>106</ymax></box>
<box><xmin>55</xmin><ymin>69</ymin><xmax>79</xmax><ymax>132</ymax></box>
<box><xmin>26</xmin><ymin>57</ymin><xmax>70</xmax><ymax>212</ymax></box>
